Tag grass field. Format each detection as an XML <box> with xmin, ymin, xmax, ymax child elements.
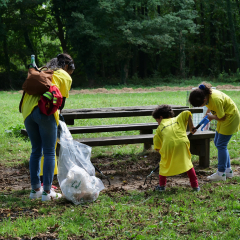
<box><xmin>0</xmin><ymin>87</ymin><xmax>240</xmax><ymax>239</ymax></box>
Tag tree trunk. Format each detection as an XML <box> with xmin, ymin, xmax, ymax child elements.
<box><xmin>3</xmin><ymin>35</ymin><xmax>12</xmax><ymax>89</ymax></box>
<box><xmin>52</xmin><ymin>0</ymin><xmax>67</xmax><ymax>52</ymax></box>
<box><xmin>139</xmin><ymin>50</ymin><xmax>147</xmax><ymax>78</ymax></box>
<box><xmin>209</xmin><ymin>3</ymin><xmax>216</xmax><ymax>75</ymax></box>
<box><xmin>121</xmin><ymin>59</ymin><xmax>129</xmax><ymax>85</ymax></box>
<box><xmin>226</xmin><ymin>0</ymin><xmax>240</xmax><ymax>69</ymax></box>
<box><xmin>235</xmin><ymin>0</ymin><xmax>240</xmax><ymax>15</ymax></box>
<box><xmin>179</xmin><ymin>31</ymin><xmax>186</xmax><ymax>78</ymax></box>
<box><xmin>100</xmin><ymin>53</ymin><xmax>105</xmax><ymax>78</ymax></box>
<box><xmin>199</xmin><ymin>1</ymin><xmax>205</xmax><ymax>75</ymax></box>
<box><xmin>131</xmin><ymin>46</ymin><xmax>138</xmax><ymax>77</ymax></box>
<box><xmin>19</xmin><ymin>6</ymin><xmax>38</xmax><ymax>65</ymax></box>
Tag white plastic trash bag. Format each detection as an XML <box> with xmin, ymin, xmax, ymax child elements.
<box><xmin>57</xmin><ymin>120</ymin><xmax>105</xmax><ymax>204</ymax></box>
<box><xmin>61</xmin><ymin>165</ymin><xmax>104</xmax><ymax>204</ymax></box>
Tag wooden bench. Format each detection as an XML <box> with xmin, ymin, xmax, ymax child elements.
<box><xmin>66</xmin><ymin>131</ymin><xmax>214</xmax><ymax>168</ymax></box>
<box><xmin>21</xmin><ymin>105</ymin><xmax>215</xmax><ymax>167</ymax></box>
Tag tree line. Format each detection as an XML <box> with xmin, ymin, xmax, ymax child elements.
<box><xmin>0</xmin><ymin>0</ymin><xmax>240</xmax><ymax>89</ymax></box>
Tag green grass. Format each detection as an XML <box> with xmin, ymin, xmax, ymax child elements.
<box><xmin>0</xmin><ymin>86</ymin><xmax>240</xmax><ymax>239</ymax></box>
<box><xmin>0</xmin><ymin>180</ymin><xmax>240</xmax><ymax>239</ymax></box>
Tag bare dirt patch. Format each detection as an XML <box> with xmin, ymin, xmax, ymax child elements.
<box><xmin>68</xmin><ymin>85</ymin><xmax>240</xmax><ymax>95</ymax></box>
<box><xmin>1</xmin><ymin>152</ymin><xmax>240</xmax><ymax>194</ymax></box>
<box><xmin>15</xmin><ymin>84</ymin><xmax>240</xmax><ymax>96</ymax></box>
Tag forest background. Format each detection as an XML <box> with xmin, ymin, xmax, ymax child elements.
<box><xmin>1</xmin><ymin>0</ymin><xmax>240</xmax><ymax>90</ymax></box>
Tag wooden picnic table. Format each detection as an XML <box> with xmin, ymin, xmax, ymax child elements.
<box><xmin>21</xmin><ymin>105</ymin><xmax>213</xmax><ymax>167</ymax></box>
<box><xmin>61</xmin><ymin>105</ymin><xmax>203</xmax><ymax>125</ymax></box>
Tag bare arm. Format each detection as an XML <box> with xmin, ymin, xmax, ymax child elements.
<box><xmin>188</xmin><ymin>115</ymin><xmax>197</xmax><ymax>134</ymax></box>
<box><xmin>206</xmin><ymin>113</ymin><xmax>226</xmax><ymax>121</ymax></box>
<box><xmin>204</xmin><ymin>108</ymin><xmax>211</xmax><ymax>116</ymax></box>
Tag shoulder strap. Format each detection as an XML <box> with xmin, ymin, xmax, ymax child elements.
<box><xmin>19</xmin><ymin>91</ymin><xmax>26</xmax><ymax>113</ymax></box>
<box><xmin>39</xmin><ymin>66</ymin><xmax>49</xmax><ymax>71</ymax></box>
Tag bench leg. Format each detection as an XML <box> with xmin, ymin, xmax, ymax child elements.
<box><xmin>199</xmin><ymin>138</ymin><xmax>210</xmax><ymax>168</ymax></box>
<box><xmin>140</xmin><ymin>129</ymin><xmax>153</xmax><ymax>150</ymax></box>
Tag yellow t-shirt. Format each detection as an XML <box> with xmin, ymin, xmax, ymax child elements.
<box><xmin>153</xmin><ymin>111</ymin><xmax>193</xmax><ymax>176</ymax></box>
<box><xmin>206</xmin><ymin>89</ymin><xmax>240</xmax><ymax>135</ymax></box>
<box><xmin>21</xmin><ymin>68</ymin><xmax>72</xmax><ymax>125</ymax></box>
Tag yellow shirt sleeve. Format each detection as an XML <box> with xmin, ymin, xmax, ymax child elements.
<box><xmin>153</xmin><ymin>128</ymin><xmax>163</xmax><ymax>151</ymax></box>
<box><xmin>176</xmin><ymin>111</ymin><xmax>192</xmax><ymax>130</ymax></box>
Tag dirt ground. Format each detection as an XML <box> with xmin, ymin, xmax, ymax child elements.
<box><xmin>1</xmin><ymin>151</ymin><xmax>240</xmax><ymax>195</ymax></box>
<box><xmin>14</xmin><ymin>84</ymin><xmax>240</xmax><ymax>96</ymax></box>
<box><xmin>68</xmin><ymin>84</ymin><xmax>240</xmax><ymax>95</ymax></box>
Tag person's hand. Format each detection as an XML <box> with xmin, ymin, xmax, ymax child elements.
<box><xmin>190</xmin><ymin>127</ymin><xmax>197</xmax><ymax>134</ymax></box>
<box><xmin>206</xmin><ymin>113</ymin><xmax>215</xmax><ymax>121</ymax></box>
<box><xmin>219</xmin><ymin>115</ymin><xmax>226</xmax><ymax>121</ymax></box>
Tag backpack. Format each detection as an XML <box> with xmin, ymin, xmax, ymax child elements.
<box><xmin>38</xmin><ymin>85</ymin><xmax>63</xmax><ymax>116</ymax></box>
<box><xmin>19</xmin><ymin>67</ymin><xmax>54</xmax><ymax>113</ymax></box>
<box><xmin>23</xmin><ymin>67</ymin><xmax>53</xmax><ymax>95</ymax></box>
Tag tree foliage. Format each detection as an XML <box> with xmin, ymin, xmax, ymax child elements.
<box><xmin>0</xmin><ymin>0</ymin><xmax>240</xmax><ymax>89</ymax></box>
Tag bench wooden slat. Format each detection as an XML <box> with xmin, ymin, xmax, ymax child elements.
<box><xmin>68</xmin><ymin>123</ymin><xmax>158</xmax><ymax>133</ymax></box>
<box><xmin>21</xmin><ymin>123</ymin><xmax>215</xmax><ymax>137</ymax></box>
<box><xmin>61</xmin><ymin>105</ymin><xmax>189</xmax><ymax>113</ymax></box>
<box><xmin>74</xmin><ymin>134</ymin><xmax>154</xmax><ymax>146</ymax></box>
<box><xmin>21</xmin><ymin>123</ymin><xmax>158</xmax><ymax>137</ymax></box>
<box><xmin>62</xmin><ymin>108</ymin><xmax>203</xmax><ymax>120</ymax></box>
<box><xmin>71</xmin><ymin>131</ymin><xmax>214</xmax><ymax>147</ymax></box>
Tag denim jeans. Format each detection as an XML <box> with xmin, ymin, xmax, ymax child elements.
<box><xmin>24</xmin><ymin>107</ymin><xmax>57</xmax><ymax>191</ymax></box>
<box><xmin>214</xmin><ymin>131</ymin><xmax>232</xmax><ymax>172</ymax></box>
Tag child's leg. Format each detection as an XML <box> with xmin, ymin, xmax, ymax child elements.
<box><xmin>187</xmin><ymin>168</ymin><xmax>198</xmax><ymax>188</ymax></box>
<box><xmin>159</xmin><ymin>175</ymin><xmax>167</xmax><ymax>186</ymax></box>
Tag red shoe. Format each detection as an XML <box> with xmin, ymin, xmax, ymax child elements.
<box><xmin>41</xmin><ymin>183</ymin><xmax>58</xmax><ymax>190</ymax></box>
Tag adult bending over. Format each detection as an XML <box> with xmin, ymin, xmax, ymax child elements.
<box><xmin>21</xmin><ymin>53</ymin><xmax>75</xmax><ymax>201</ymax></box>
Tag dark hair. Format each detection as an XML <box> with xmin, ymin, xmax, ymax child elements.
<box><xmin>189</xmin><ymin>82</ymin><xmax>212</xmax><ymax>107</ymax></box>
<box><xmin>152</xmin><ymin>105</ymin><xmax>174</xmax><ymax>119</ymax></box>
<box><xmin>46</xmin><ymin>53</ymin><xmax>75</xmax><ymax>71</ymax></box>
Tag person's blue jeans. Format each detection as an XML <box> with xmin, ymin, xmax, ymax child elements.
<box><xmin>214</xmin><ymin>131</ymin><xmax>232</xmax><ymax>172</ymax></box>
<box><xmin>24</xmin><ymin>107</ymin><xmax>57</xmax><ymax>191</ymax></box>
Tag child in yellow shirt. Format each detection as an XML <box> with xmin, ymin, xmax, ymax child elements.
<box><xmin>152</xmin><ymin>105</ymin><xmax>200</xmax><ymax>192</ymax></box>
<box><xmin>189</xmin><ymin>83</ymin><xmax>240</xmax><ymax>181</ymax></box>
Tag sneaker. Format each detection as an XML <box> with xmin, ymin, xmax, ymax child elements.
<box><xmin>155</xmin><ymin>185</ymin><xmax>166</xmax><ymax>192</ymax></box>
<box><xmin>207</xmin><ymin>172</ymin><xmax>226</xmax><ymax>181</ymax></box>
<box><xmin>226</xmin><ymin>170</ymin><xmax>233</xmax><ymax>178</ymax></box>
<box><xmin>29</xmin><ymin>188</ymin><xmax>43</xmax><ymax>199</ymax></box>
<box><xmin>192</xmin><ymin>187</ymin><xmax>200</xmax><ymax>192</ymax></box>
<box><xmin>42</xmin><ymin>190</ymin><xmax>62</xmax><ymax>201</ymax></box>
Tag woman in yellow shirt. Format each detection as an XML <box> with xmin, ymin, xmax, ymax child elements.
<box><xmin>152</xmin><ymin>105</ymin><xmax>199</xmax><ymax>192</ymax></box>
<box><xmin>189</xmin><ymin>83</ymin><xmax>240</xmax><ymax>181</ymax></box>
<box><xmin>21</xmin><ymin>53</ymin><xmax>74</xmax><ymax>201</ymax></box>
